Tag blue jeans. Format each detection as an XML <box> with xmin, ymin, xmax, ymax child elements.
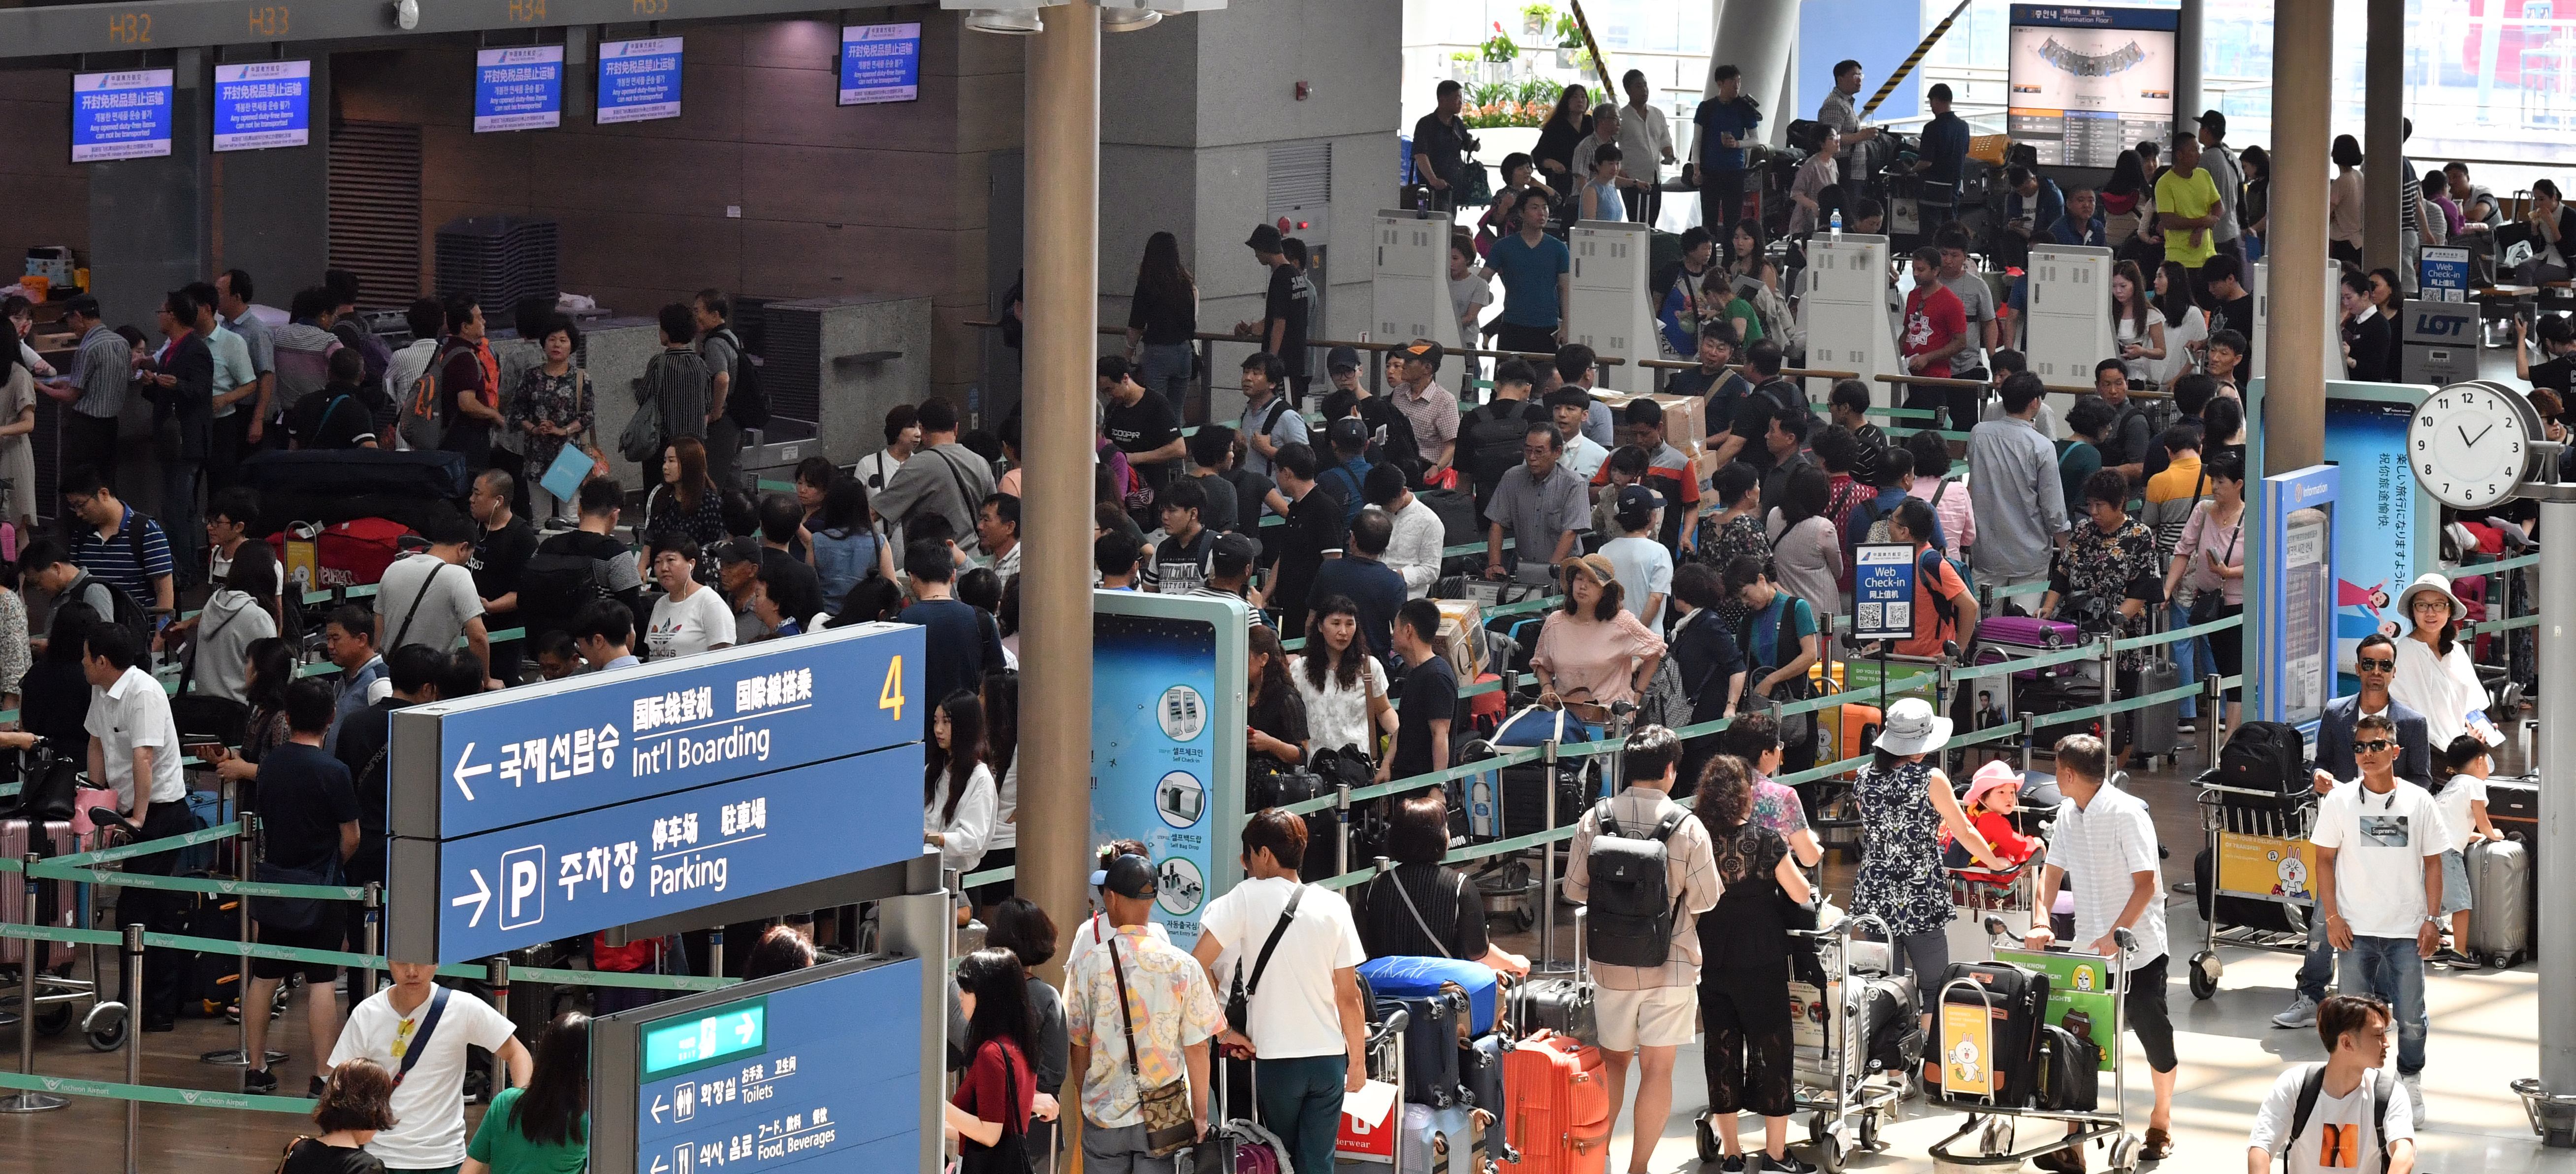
<box><xmin>2295</xmin><ymin>915</ymin><xmax>2337</xmax><ymax>1003</ymax></box>
<box><xmin>2338</xmin><ymin>935</ymin><xmax>2428</xmax><ymax>1075</ymax></box>
<box><xmin>1140</xmin><ymin>342</ymin><xmax>1194</xmax><ymax>408</ymax></box>
<box><xmin>2167</xmin><ymin>600</ymin><xmax>2211</xmax><ymax>718</ymax></box>
<box><xmin>1255</xmin><ymin>1054</ymin><xmax>1347</xmax><ymax>1174</ymax></box>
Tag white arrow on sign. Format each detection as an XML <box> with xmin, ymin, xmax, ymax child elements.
<box><xmin>651</xmin><ymin>1157</ymin><xmax>669</xmax><ymax>1174</ymax></box>
<box><xmin>651</xmin><ymin>1093</ymin><xmax>669</xmax><ymax>1123</ymax></box>
<box><xmin>452</xmin><ymin>743</ymin><xmax>491</xmax><ymax>801</ymax></box>
<box><xmin>451</xmin><ymin>869</ymin><xmax>491</xmax><ymax>927</ymax></box>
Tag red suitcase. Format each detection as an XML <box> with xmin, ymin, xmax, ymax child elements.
<box><xmin>0</xmin><ymin>819</ymin><xmax>79</xmax><ymax>970</ymax></box>
<box><xmin>1504</xmin><ymin>1029</ymin><xmax>1611</xmax><ymax>1174</ymax></box>
<box><xmin>269</xmin><ymin>517</ymin><xmax>416</xmax><ymax>592</ymax></box>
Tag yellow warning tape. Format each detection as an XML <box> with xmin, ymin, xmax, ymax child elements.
<box><xmin>1861</xmin><ymin>0</ymin><xmax>1976</xmax><ymax>120</ymax></box>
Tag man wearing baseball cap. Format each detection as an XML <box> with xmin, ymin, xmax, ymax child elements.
<box><xmin>1064</xmin><ymin>851</ymin><xmax>1226</xmax><ymax>1173</ymax></box>
<box><xmin>2193</xmin><ymin>109</ymin><xmax>2245</xmax><ymax>270</ymax></box>
<box><xmin>1318</xmin><ymin>345</ymin><xmax>1424</xmax><ymax>480</ymax></box>
<box><xmin>1185</xmin><ymin>531</ymin><xmax>1271</xmax><ymax>629</ymax></box>
<box><xmin>1235</xmin><ymin>225</ymin><xmax>1315</xmax><ymax>399</ymax></box>
<box><xmin>1316</xmin><ymin>417</ymin><xmax>1374</xmax><ymax>528</ymax></box>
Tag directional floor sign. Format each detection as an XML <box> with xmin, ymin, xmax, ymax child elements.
<box><xmin>1852</xmin><ymin>542</ymin><xmax>1918</xmax><ymax>643</ymax></box>
<box><xmin>598</xmin><ymin>954</ymin><xmax>925</xmax><ymax>1174</ymax></box>
<box><xmin>390</xmin><ymin>621</ymin><xmax>924</xmax><ymax>964</ymax></box>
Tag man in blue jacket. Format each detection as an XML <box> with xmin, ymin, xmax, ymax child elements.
<box><xmin>2049</xmin><ymin>187</ymin><xmax>2110</xmax><ymax>247</ymax></box>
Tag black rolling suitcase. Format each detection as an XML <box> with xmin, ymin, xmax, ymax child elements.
<box><xmin>1925</xmin><ymin>959</ymin><xmax>2052</xmax><ymax>1109</ymax></box>
<box><xmin>1376</xmin><ymin>992</ymin><xmax>1469</xmax><ymax>1108</ymax></box>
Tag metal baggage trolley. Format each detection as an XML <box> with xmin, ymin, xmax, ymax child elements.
<box><xmin>1926</xmin><ymin>930</ymin><xmax>2145</xmax><ymax>1173</ymax></box>
<box><xmin>1945</xmin><ymin>855</ymin><xmax>2045</xmax><ymax>968</ymax></box>
<box><xmin>1695</xmin><ymin>912</ymin><xmax>1911</xmax><ymax>1173</ymax></box>
<box><xmin>2184</xmin><ymin>775</ymin><xmax>2318</xmax><ymax>1000</ymax></box>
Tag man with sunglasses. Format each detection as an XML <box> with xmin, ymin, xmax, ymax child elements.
<box><xmin>2277</xmin><ymin>632</ymin><xmax>2437</xmax><ymax>1032</ymax></box>
<box><xmin>2306</xmin><ymin>712</ymin><xmax>2447</xmax><ymax>1128</ymax></box>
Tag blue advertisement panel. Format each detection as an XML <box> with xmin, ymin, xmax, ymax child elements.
<box><xmin>2254</xmin><ymin>465</ymin><xmax>2338</xmax><ymax>734</ymax></box>
<box><xmin>406</xmin><ymin>622</ymin><xmax>921</xmax><ymax>839</ymax></box>
<box><xmin>211</xmin><ymin>61</ymin><xmax>311</xmax><ymax>153</ymax></box>
<box><xmin>1852</xmin><ymin>543</ymin><xmax>1918</xmax><ymax>642</ymax></box>
<box><xmin>598</xmin><ymin>37</ymin><xmax>684</xmax><ymax>125</ymax></box>
<box><xmin>431</xmin><ymin>745</ymin><xmax>920</xmax><ymax>964</ymax></box>
<box><xmin>1093</xmin><ymin>593</ymin><xmax>1248</xmax><ymax>948</ymax></box>
<box><xmin>838</xmin><ymin>23</ymin><xmax>921</xmax><ymax>106</ymax></box>
<box><xmin>476</xmin><ymin>45</ymin><xmax>565</xmax><ymax>133</ymax></box>
<box><xmin>70</xmin><ymin>68</ymin><xmax>173</xmax><ymax>163</ymax></box>
<box><xmin>631</xmin><ymin>958</ymin><xmax>922</xmax><ymax>1174</ymax></box>
<box><xmin>2321</xmin><ymin>387</ymin><xmax>2434</xmax><ymax>682</ymax></box>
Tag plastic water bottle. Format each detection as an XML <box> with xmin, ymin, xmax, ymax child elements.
<box><xmin>1830</xmin><ymin>209</ymin><xmax>1843</xmax><ymax>235</ymax></box>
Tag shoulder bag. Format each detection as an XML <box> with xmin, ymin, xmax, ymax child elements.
<box><xmin>1106</xmin><ymin>925</ymin><xmax>1199</xmax><ymax>1156</ymax></box>
<box><xmin>390</xmin><ymin>985</ymin><xmax>451</xmax><ymax>1087</ymax></box>
<box><xmin>1224</xmin><ymin>884</ymin><xmax>1304</xmax><ymax>1035</ymax></box>
<box><xmin>2188</xmin><ymin>519</ymin><xmax>2239</xmax><ymax>626</ymax></box>
<box><xmin>388</xmin><ymin>560</ymin><xmax>451</xmax><ymax>652</ymax></box>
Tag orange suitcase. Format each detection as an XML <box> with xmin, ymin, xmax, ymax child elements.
<box><xmin>1505</xmin><ymin>1029</ymin><xmax>1611</xmax><ymax>1174</ymax></box>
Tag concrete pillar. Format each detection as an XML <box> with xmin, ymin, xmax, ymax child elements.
<box><xmin>2176</xmin><ymin>0</ymin><xmax>2204</xmax><ymax>124</ymax></box>
<box><xmin>2266</xmin><ymin>0</ymin><xmax>2331</xmax><ymax>474</ymax></box>
<box><xmin>215</xmin><ymin>54</ymin><xmax>328</xmax><ymax>293</ymax></box>
<box><xmin>1018</xmin><ymin>0</ymin><xmax>1099</xmax><ymax>990</ymax></box>
<box><xmin>1705</xmin><ymin>0</ymin><xmax>1795</xmax><ymax>146</ymax></box>
<box><xmin>2363</xmin><ymin>0</ymin><xmax>2404</xmax><ymax>276</ymax></box>
<box><xmin>89</xmin><ymin>47</ymin><xmax>211</xmax><ymax>328</ymax></box>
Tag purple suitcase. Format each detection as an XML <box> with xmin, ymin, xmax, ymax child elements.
<box><xmin>1977</xmin><ymin>615</ymin><xmax>2082</xmax><ymax>652</ymax></box>
<box><xmin>0</xmin><ymin>819</ymin><xmax>79</xmax><ymax>969</ymax></box>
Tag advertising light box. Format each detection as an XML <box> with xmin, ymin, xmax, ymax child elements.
<box><xmin>599</xmin><ymin>37</ymin><xmax>684</xmax><ymax>125</ymax></box>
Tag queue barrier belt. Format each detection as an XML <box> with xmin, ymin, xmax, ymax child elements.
<box><xmin>0</xmin><ymin>1068</ymin><xmax>320</xmax><ymax>1115</ymax></box>
<box><xmin>0</xmin><ymin>921</ymin><xmax>739</xmax><ymax>994</ymax></box>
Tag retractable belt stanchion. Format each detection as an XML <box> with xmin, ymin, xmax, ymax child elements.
<box><xmin>1539</xmin><ymin>736</ymin><xmax>1565</xmax><ymax>974</ymax></box>
<box><xmin>0</xmin><ymin>851</ymin><xmax>66</xmax><ymax>1112</ymax></box>
<box><xmin>361</xmin><ymin>881</ymin><xmax>382</xmax><ymax>1000</ymax></box>
<box><xmin>487</xmin><ymin>956</ymin><xmax>511</xmax><ymax>1100</ymax></box>
<box><xmin>123</xmin><ymin>923</ymin><xmax>143</xmax><ymax>1174</ymax></box>
<box><xmin>203</xmin><ymin>811</ymin><xmax>283</xmax><ymax>1067</ymax></box>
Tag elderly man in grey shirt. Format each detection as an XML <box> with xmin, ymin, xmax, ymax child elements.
<box><xmin>38</xmin><ymin>297</ymin><xmax>130</xmax><ymax>475</ymax></box>
<box><xmin>1483</xmin><ymin>421</ymin><xmax>1590</xmax><ymax>587</ymax></box>
<box><xmin>1818</xmin><ymin>59</ymin><xmax>1884</xmax><ymax>189</ymax></box>
<box><xmin>1966</xmin><ymin>373</ymin><xmax>2069</xmax><ymax>589</ymax></box>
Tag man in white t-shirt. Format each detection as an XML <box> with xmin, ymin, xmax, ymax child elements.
<box><xmin>2245</xmin><ymin>994</ymin><xmax>2416</xmax><ymax>1174</ymax></box>
<box><xmin>328</xmin><ymin>961</ymin><xmax>532</xmax><ymax>1173</ymax></box>
<box><xmin>1191</xmin><ymin>811</ymin><xmax>1367</xmax><ymax>1174</ymax></box>
<box><xmin>2025</xmin><ymin>734</ymin><xmax>2176</xmax><ymax>1166</ymax></box>
<box><xmin>2309</xmin><ymin>712</ymin><xmax>2447</xmax><ymax>1126</ymax></box>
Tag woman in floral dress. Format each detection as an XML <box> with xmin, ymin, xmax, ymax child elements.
<box><xmin>1850</xmin><ymin>697</ymin><xmax>2008</xmax><ymax>1030</ymax></box>
<box><xmin>507</xmin><ymin>318</ymin><xmax>594</xmax><ymax>525</ymax></box>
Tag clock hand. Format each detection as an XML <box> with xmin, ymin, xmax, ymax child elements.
<box><xmin>2470</xmin><ymin>424</ymin><xmax>2497</xmax><ymax>447</ymax></box>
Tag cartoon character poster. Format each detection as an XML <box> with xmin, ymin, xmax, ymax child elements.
<box><xmin>1940</xmin><ymin>1003</ymin><xmax>1996</xmax><ymax>1098</ymax></box>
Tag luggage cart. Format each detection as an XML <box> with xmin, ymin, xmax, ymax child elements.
<box><xmin>2</xmin><ymin>821</ymin><xmax>124</xmax><ymax>1052</ymax></box>
<box><xmin>1695</xmin><ymin>911</ymin><xmax>1913</xmax><ymax>1173</ymax></box>
<box><xmin>1945</xmin><ymin>857</ymin><xmax>2044</xmax><ymax>968</ymax></box>
<box><xmin>2185</xmin><ymin>777</ymin><xmax>2318</xmax><ymax>1001</ymax></box>
<box><xmin>1927</xmin><ymin>931</ymin><xmax>2145</xmax><ymax>1173</ymax></box>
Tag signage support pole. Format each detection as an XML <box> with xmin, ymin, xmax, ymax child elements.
<box><xmin>2533</xmin><ymin>495</ymin><xmax>2576</xmax><ymax>1140</ymax></box>
<box><xmin>875</xmin><ymin>883</ymin><xmax>951</xmax><ymax>1174</ymax></box>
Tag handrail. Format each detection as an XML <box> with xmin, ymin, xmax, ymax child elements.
<box><xmin>1088</xmin><ymin>325</ymin><xmax>1629</xmax><ymax>366</ymax></box>
<box><xmin>1876</xmin><ymin>372</ymin><xmax>1989</xmax><ymax>390</ymax></box>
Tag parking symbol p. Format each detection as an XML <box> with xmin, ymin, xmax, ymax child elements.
<box><xmin>499</xmin><ymin>845</ymin><xmax>546</xmax><ymax>931</ymax></box>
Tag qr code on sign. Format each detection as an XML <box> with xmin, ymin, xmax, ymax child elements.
<box><xmin>1858</xmin><ymin>603</ymin><xmax>1884</xmax><ymax>630</ymax></box>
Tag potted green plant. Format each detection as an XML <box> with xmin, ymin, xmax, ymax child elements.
<box><xmin>1480</xmin><ymin>22</ymin><xmax>1519</xmax><ymax>64</ymax></box>
<box><xmin>1521</xmin><ymin>2</ymin><xmax>1554</xmax><ymax>38</ymax></box>
<box><xmin>1554</xmin><ymin>12</ymin><xmax>1586</xmax><ymax>69</ymax></box>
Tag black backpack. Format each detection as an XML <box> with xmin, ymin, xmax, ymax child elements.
<box><xmin>2218</xmin><ymin>720</ymin><xmax>2307</xmax><ymax>795</ymax></box>
<box><xmin>1583</xmin><ymin>801</ymin><xmax>1692</xmax><ymax>969</ymax></box>
<box><xmin>516</xmin><ymin>551</ymin><xmax>604</xmax><ymax>639</ymax></box>
<box><xmin>713</xmin><ymin>326</ymin><xmax>771</xmax><ymax>429</ymax></box>
<box><xmin>1462</xmin><ymin>399</ymin><xmax>1544</xmax><ymax>490</ymax></box>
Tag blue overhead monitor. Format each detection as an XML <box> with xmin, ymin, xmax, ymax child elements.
<box><xmin>476</xmin><ymin>45</ymin><xmax>565</xmax><ymax>133</ymax></box>
<box><xmin>839</xmin><ymin>22</ymin><xmax>921</xmax><ymax>106</ymax></box>
<box><xmin>2006</xmin><ymin>5</ymin><xmax>2179</xmax><ymax>167</ymax></box>
<box><xmin>211</xmin><ymin>61</ymin><xmax>311</xmax><ymax>153</ymax></box>
<box><xmin>598</xmin><ymin>37</ymin><xmax>684</xmax><ymax>125</ymax></box>
<box><xmin>69</xmin><ymin>68</ymin><xmax>172</xmax><ymax>163</ymax></box>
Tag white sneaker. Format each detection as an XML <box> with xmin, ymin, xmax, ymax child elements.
<box><xmin>2404</xmin><ymin>1072</ymin><xmax>2425</xmax><ymax>1128</ymax></box>
<box><xmin>2272</xmin><ymin>994</ymin><xmax>2319</xmax><ymax>1029</ymax></box>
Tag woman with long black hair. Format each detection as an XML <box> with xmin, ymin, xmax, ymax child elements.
<box><xmin>19</xmin><ymin>603</ymin><xmax>99</xmax><ymax>748</ymax></box>
<box><xmin>1692</xmin><ymin>754</ymin><xmax>1814</xmax><ymax>1173</ymax></box>
<box><xmin>945</xmin><ymin>947</ymin><xmax>1037</xmax><ymax>1174</ymax></box>
<box><xmin>923</xmin><ymin>689</ymin><xmax>997</xmax><ymax>878</ymax></box>
<box><xmin>970</xmin><ymin>669</ymin><xmax>1020</xmax><ymax>909</ymax></box>
<box><xmin>1291</xmin><ymin>595</ymin><xmax>1392</xmax><ymax>760</ymax></box>
<box><xmin>207</xmin><ymin>636</ymin><xmax>298</xmax><ymax>790</ymax></box>
<box><xmin>1124</xmin><ymin>231</ymin><xmax>1199</xmax><ymax>406</ymax></box>
<box><xmin>1531</xmin><ymin>84</ymin><xmax>1595</xmax><ymax>192</ymax></box>
<box><xmin>1246</xmin><ymin>625</ymin><xmax>1310</xmax><ymax>770</ymax></box>
<box><xmin>464</xmin><ymin>1012</ymin><xmax>588</xmax><ymax>1174</ymax></box>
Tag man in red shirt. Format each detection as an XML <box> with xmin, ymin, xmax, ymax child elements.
<box><xmin>1900</xmin><ymin>245</ymin><xmax>1968</xmax><ymax>413</ymax></box>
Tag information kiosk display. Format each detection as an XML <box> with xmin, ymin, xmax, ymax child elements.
<box><xmin>1093</xmin><ymin>592</ymin><xmax>1248</xmax><ymax>948</ymax></box>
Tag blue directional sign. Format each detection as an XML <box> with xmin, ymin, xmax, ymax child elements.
<box><xmin>838</xmin><ymin>23</ymin><xmax>921</xmax><ymax>106</ymax></box>
<box><xmin>70</xmin><ymin>68</ymin><xmax>173</xmax><ymax>163</ymax></box>
<box><xmin>1852</xmin><ymin>542</ymin><xmax>1918</xmax><ymax>643</ymax></box>
<box><xmin>476</xmin><ymin>45</ymin><xmax>565</xmax><ymax>133</ymax></box>
<box><xmin>211</xmin><ymin>61</ymin><xmax>311</xmax><ymax>153</ymax></box>
<box><xmin>397</xmin><ymin>621</ymin><xmax>921</xmax><ymax>840</ymax></box>
<box><xmin>598</xmin><ymin>37</ymin><xmax>684</xmax><ymax>125</ymax></box>
<box><xmin>423</xmin><ymin>744</ymin><xmax>919</xmax><ymax>963</ymax></box>
<box><xmin>630</xmin><ymin>959</ymin><xmax>922</xmax><ymax>1174</ymax></box>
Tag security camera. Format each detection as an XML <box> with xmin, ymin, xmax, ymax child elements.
<box><xmin>393</xmin><ymin>0</ymin><xmax>419</xmax><ymax>31</ymax></box>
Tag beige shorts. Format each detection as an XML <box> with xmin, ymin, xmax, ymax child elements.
<box><xmin>1596</xmin><ymin>983</ymin><xmax>1699</xmax><ymax>1051</ymax></box>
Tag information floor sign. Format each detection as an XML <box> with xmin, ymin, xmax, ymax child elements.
<box><xmin>595</xmin><ymin>952</ymin><xmax>933</xmax><ymax>1174</ymax></box>
<box><xmin>2252</xmin><ymin>465</ymin><xmax>2338</xmax><ymax>737</ymax></box>
<box><xmin>1852</xmin><ymin>543</ymin><xmax>1917</xmax><ymax>643</ymax></box>
<box><xmin>390</xmin><ymin>622</ymin><xmax>924</xmax><ymax>963</ymax></box>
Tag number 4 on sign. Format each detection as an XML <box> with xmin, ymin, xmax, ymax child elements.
<box><xmin>879</xmin><ymin>655</ymin><xmax>905</xmax><ymax>722</ymax></box>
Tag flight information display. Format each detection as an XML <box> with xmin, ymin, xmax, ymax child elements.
<box><xmin>2006</xmin><ymin>5</ymin><xmax>2179</xmax><ymax>167</ymax></box>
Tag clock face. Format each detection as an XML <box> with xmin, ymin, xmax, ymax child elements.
<box><xmin>2409</xmin><ymin>382</ymin><xmax>2537</xmax><ymax>509</ymax></box>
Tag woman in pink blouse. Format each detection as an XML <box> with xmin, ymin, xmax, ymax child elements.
<box><xmin>1531</xmin><ymin>554</ymin><xmax>1667</xmax><ymax>717</ymax></box>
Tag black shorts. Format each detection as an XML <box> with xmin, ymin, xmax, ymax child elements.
<box><xmin>252</xmin><ymin>917</ymin><xmax>345</xmax><ymax>984</ymax></box>
<box><xmin>2125</xmin><ymin>953</ymin><xmax>2178</xmax><ymax>1073</ymax></box>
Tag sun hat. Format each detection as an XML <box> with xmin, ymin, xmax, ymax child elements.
<box><xmin>2395</xmin><ymin>572</ymin><xmax>2465</xmax><ymax>628</ymax></box>
<box><xmin>1872</xmin><ymin>696</ymin><xmax>1954</xmax><ymax>756</ymax></box>
<box><xmin>1560</xmin><ymin>553</ymin><xmax>1618</xmax><ymax>588</ymax></box>
<box><xmin>1961</xmin><ymin>759</ymin><xmax>2024</xmax><ymax>812</ymax></box>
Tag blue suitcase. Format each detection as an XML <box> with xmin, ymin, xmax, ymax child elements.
<box><xmin>1357</xmin><ymin>955</ymin><xmax>1501</xmax><ymax>1035</ymax></box>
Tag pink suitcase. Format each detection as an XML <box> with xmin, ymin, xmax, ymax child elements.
<box><xmin>0</xmin><ymin>819</ymin><xmax>78</xmax><ymax>969</ymax></box>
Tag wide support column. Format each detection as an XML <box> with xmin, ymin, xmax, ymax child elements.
<box><xmin>2363</xmin><ymin>0</ymin><xmax>2405</xmax><ymax>277</ymax></box>
<box><xmin>1018</xmin><ymin>0</ymin><xmax>1100</xmax><ymax>991</ymax></box>
<box><xmin>2542</xmin><ymin>496</ymin><xmax>2576</xmax><ymax>1118</ymax></box>
<box><xmin>2264</xmin><ymin>0</ymin><xmax>2331</xmax><ymax>474</ymax></box>
<box><xmin>1707</xmin><ymin>0</ymin><xmax>1796</xmax><ymax>147</ymax></box>
<box><xmin>89</xmin><ymin>47</ymin><xmax>212</xmax><ymax>329</ymax></box>
<box><xmin>2175</xmin><ymin>0</ymin><xmax>2204</xmax><ymax>127</ymax></box>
